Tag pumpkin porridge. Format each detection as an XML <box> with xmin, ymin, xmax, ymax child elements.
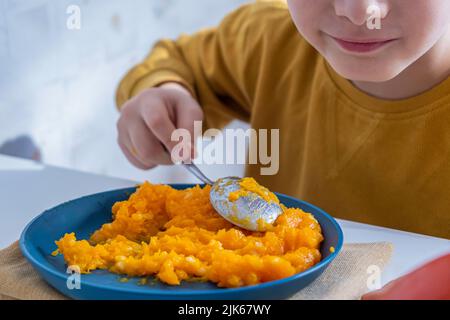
<box><xmin>53</xmin><ymin>181</ymin><xmax>324</xmax><ymax>288</ymax></box>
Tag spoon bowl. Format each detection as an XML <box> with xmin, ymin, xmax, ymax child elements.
<box><xmin>209</xmin><ymin>176</ymin><xmax>283</xmax><ymax>231</ymax></box>
<box><xmin>182</xmin><ymin>162</ymin><xmax>283</xmax><ymax>231</ymax></box>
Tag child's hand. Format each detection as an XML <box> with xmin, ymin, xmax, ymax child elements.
<box><xmin>117</xmin><ymin>82</ymin><xmax>203</xmax><ymax>169</ymax></box>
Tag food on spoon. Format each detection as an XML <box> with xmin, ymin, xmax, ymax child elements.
<box><xmin>53</xmin><ymin>180</ymin><xmax>324</xmax><ymax>288</ymax></box>
<box><xmin>228</xmin><ymin>177</ymin><xmax>279</xmax><ymax>204</ymax></box>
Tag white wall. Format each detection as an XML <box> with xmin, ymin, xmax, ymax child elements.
<box><xmin>0</xmin><ymin>0</ymin><xmax>249</xmax><ymax>183</ymax></box>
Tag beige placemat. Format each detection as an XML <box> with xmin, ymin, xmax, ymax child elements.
<box><xmin>0</xmin><ymin>241</ymin><xmax>392</xmax><ymax>300</ymax></box>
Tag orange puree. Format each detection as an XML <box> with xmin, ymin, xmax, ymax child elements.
<box><xmin>54</xmin><ymin>181</ymin><xmax>323</xmax><ymax>288</ymax></box>
<box><xmin>228</xmin><ymin>177</ymin><xmax>279</xmax><ymax>204</ymax></box>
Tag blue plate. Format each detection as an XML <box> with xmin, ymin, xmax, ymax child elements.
<box><xmin>19</xmin><ymin>184</ymin><xmax>343</xmax><ymax>300</ymax></box>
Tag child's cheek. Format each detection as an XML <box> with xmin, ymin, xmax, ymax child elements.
<box><xmin>286</xmin><ymin>0</ymin><xmax>325</xmax><ymax>46</ymax></box>
<box><xmin>397</xmin><ymin>1</ymin><xmax>450</xmax><ymax>60</ymax></box>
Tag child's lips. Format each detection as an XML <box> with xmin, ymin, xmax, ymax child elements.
<box><xmin>330</xmin><ymin>36</ymin><xmax>398</xmax><ymax>54</ymax></box>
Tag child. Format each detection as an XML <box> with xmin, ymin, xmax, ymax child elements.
<box><xmin>115</xmin><ymin>1</ymin><xmax>450</xmax><ymax>239</ymax></box>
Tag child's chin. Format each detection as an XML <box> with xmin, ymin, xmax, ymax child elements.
<box><xmin>330</xmin><ymin>60</ymin><xmax>403</xmax><ymax>83</ymax></box>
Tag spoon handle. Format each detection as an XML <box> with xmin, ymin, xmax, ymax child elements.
<box><xmin>160</xmin><ymin>142</ymin><xmax>214</xmax><ymax>185</ymax></box>
<box><xmin>182</xmin><ymin>162</ymin><xmax>214</xmax><ymax>185</ymax></box>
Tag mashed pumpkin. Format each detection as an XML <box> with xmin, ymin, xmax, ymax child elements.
<box><xmin>54</xmin><ymin>181</ymin><xmax>324</xmax><ymax>288</ymax></box>
<box><xmin>228</xmin><ymin>177</ymin><xmax>280</xmax><ymax>204</ymax></box>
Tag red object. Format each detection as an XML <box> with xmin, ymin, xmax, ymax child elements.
<box><xmin>362</xmin><ymin>253</ymin><xmax>450</xmax><ymax>300</ymax></box>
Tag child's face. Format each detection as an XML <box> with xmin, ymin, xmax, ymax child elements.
<box><xmin>287</xmin><ymin>0</ymin><xmax>450</xmax><ymax>82</ymax></box>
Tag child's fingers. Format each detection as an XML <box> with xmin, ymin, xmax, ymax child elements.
<box><xmin>117</xmin><ymin>134</ymin><xmax>155</xmax><ymax>170</ymax></box>
<box><xmin>174</xmin><ymin>93</ymin><xmax>204</xmax><ymax>158</ymax></box>
<box><xmin>128</xmin><ymin>119</ymin><xmax>173</xmax><ymax>165</ymax></box>
<box><xmin>116</xmin><ymin>112</ymin><xmax>155</xmax><ymax>169</ymax></box>
<box><xmin>117</xmin><ymin>85</ymin><xmax>203</xmax><ymax>167</ymax></box>
<box><xmin>140</xmin><ymin>103</ymin><xmax>190</xmax><ymax>161</ymax></box>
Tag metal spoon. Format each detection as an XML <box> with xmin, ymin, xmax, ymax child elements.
<box><xmin>182</xmin><ymin>162</ymin><xmax>283</xmax><ymax>231</ymax></box>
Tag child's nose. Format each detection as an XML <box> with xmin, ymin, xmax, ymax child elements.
<box><xmin>334</xmin><ymin>0</ymin><xmax>389</xmax><ymax>26</ymax></box>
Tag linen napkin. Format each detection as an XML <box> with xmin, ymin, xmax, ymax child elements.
<box><xmin>0</xmin><ymin>241</ymin><xmax>392</xmax><ymax>300</ymax></box>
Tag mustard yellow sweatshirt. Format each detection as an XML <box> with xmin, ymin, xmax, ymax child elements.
<box><xmin>117</xmin><ymin>1</ymin><xmax>450</xmax><ymax>238</ymax></box>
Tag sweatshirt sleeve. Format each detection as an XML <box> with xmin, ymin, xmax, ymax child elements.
<box><xmin>116</xmin><ymin>2</ymin><xmax>285</xmax><ymax>130</ymax></box>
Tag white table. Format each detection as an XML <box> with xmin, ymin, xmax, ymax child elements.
<box><xmin>0</xmin><ymin>154</ymin><xmax>449</xmax><ymax>287</ymax></box>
